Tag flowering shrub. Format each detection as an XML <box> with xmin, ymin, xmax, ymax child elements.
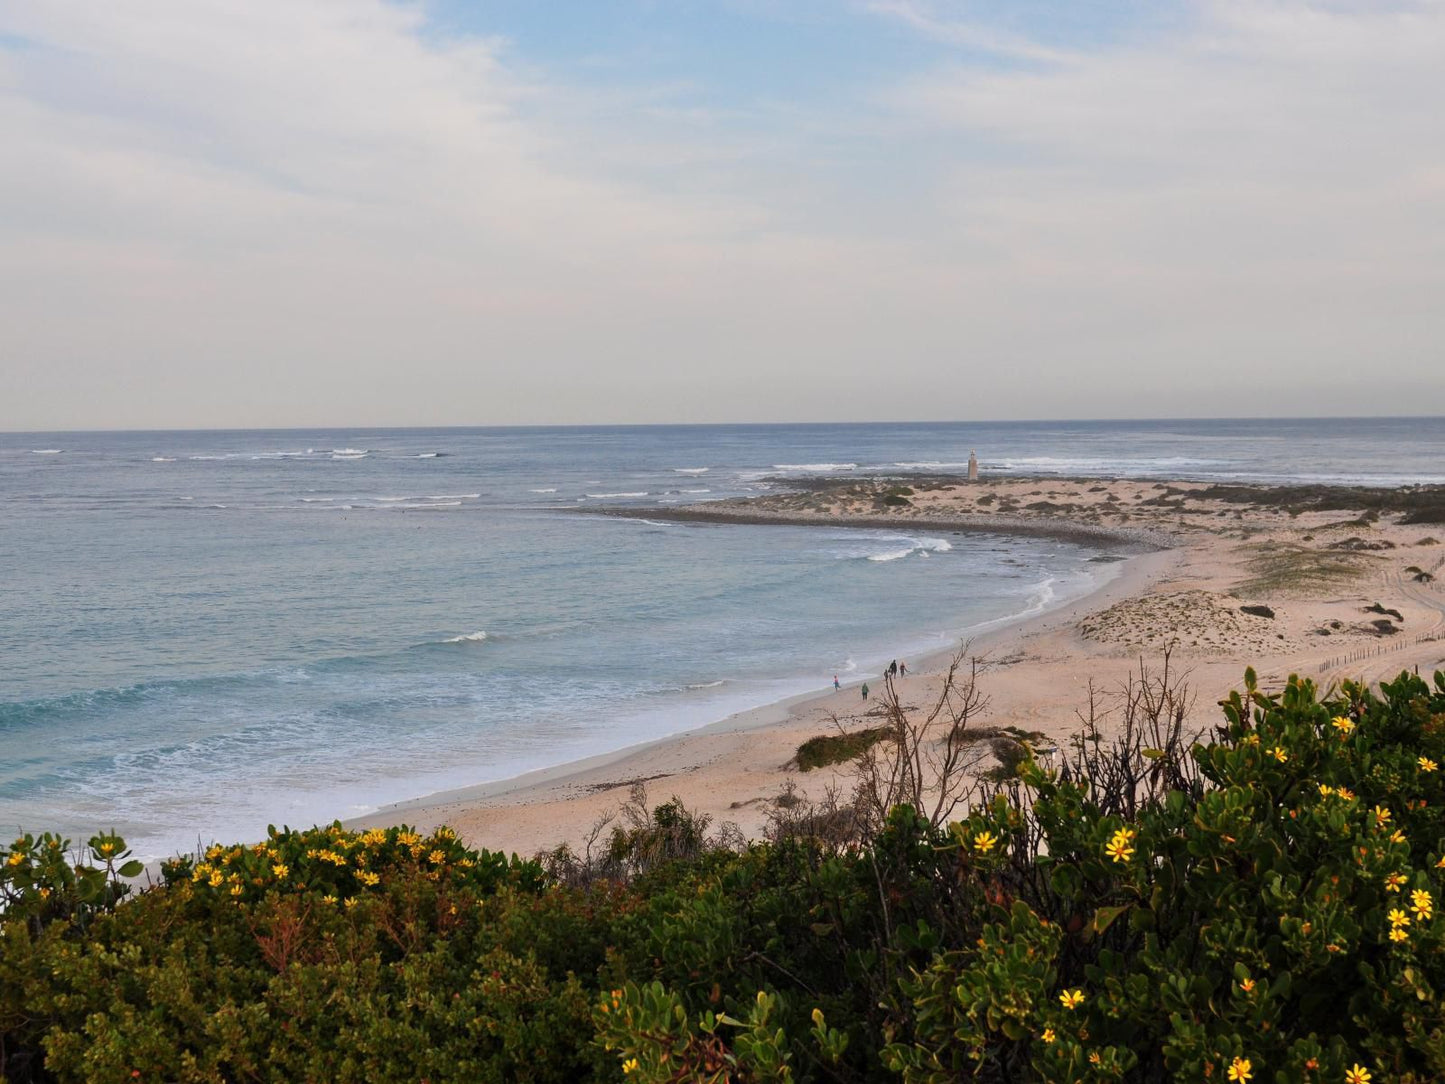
<box><xmin>884</xmin><ymin>668</ymin><xmax>1445</xmax><ymax>1083</ymax></box>
<box><xmin>6</xmin><ymin>669</ymin><xmax>1445</xmax><ymax>1082</ymax></box>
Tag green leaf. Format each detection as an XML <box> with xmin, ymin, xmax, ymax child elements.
<box><xmin>118</xmin><ymin>860</ymin><xmax>144</xmax><ymax>878</ymax></box>
<box><xmin>1091</xmin><ymin>903</ymin><xmax>1132</xmax><ymax>937</ymax></box>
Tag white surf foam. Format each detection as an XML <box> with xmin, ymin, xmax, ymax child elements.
<box><xmin>30</xmin><ymin>449</ymin><xmax>62</xmax><ymax>454</ymax></box>
<box><xmin>442</xmin><ymin>631</ymin><xmax>488</xmax><ymax>644</ymax></box>
<box><xmin>530</xmin><ymin>488</ymin><xmax>558</xmax><ymax>494</ymax></box>
<box><xmin>686</xmin><ymin>680</ymin><xmax>726</xmax><ymax>690</ymax></box>
<box><xmin>836</xmin><ymin>535</ymin><xmax>954</xmax><ymax>562</ymax></box>
<box><xmin>585</xmin><ymin>492</ymin><xmax>648</xmax><ymax>498</ymax></box>
<box><xmin>673</xmin><ymin>467</ymin><xmax>710</xmax><ymax>474</ymax></box>
<box><xmin>772</xmin><ymin>462</ymin><xmax>857</xmax><ymax>472</ymax></box>
<box><xmin>151</xmin><ymin>456</ymin><xmax>177</xmax><ymax>462</ymax></box>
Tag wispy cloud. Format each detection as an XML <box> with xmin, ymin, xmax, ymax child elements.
<box><xmin>860</xmin><ymin>0</ymin><xmax>1079</xmax><ymax>62</ymax></box>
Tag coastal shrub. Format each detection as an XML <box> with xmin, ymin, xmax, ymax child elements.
<box><xmin>8</xmin><ymin>669</ymin><xmax>1445</xmax><ymax>1082</ymax></box>
<box><xmin>794</xmin><ymin>726</ymin><xmax>891</xmax><ymax>771</ymax></box>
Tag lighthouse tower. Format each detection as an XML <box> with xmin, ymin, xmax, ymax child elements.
<box><xmin>967</xmin><ymin>450</ymin><xmax>979</xmax><ymax>482</ymax></box>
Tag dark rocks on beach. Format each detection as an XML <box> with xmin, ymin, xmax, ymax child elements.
<box><xmin>1240</xmin><ymin>604</ymin><xmax>1276</xmax><ymax>619</ymax></box>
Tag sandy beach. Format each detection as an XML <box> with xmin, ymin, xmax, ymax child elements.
<box><xmin>352</xmin><ymin>476</ymin><xmax>1445</xmax><ymax>857</ymax></box>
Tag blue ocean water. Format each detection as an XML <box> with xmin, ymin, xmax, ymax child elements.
<box><xmin>3</xmin><ymin>418</ymin><xmax>1444</xmax><ymax>859</ymax></box>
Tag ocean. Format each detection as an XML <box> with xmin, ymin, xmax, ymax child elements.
<box><xmin>4</xmin><ymin>417</ymin><xmax>1444</xmax><ymax>859</ymax></box>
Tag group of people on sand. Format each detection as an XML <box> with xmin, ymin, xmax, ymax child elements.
<box><xmin>832</xmin><ymin>658</ymin><xmax>907</xmax><ymax>700</ymax></box>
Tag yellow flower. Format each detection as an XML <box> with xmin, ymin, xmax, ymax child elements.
<box><xmin>1227</xmin><ymin>1056</ymin><xmax>1253</xmax><ymax>1082</ymax></box>
<box><xmin>1270</xmin><ymin>746</ymin><xmax>1288</xmax><ymax>763</ymax></box>
<box><xmin>1436</xmin><ymin>855</ymin><xmax>1445</xmax><ymax>869</ymax></box>
<box><xmin>1390</xmin><ymin>829</ymin><xmax>1407</xmax><ymax>845</ymax></box>
<box><xmin>1388</xmin><ymin>908</ymin><xmax>1411</xmax><ymax>927</ymax></box>
<box><xmin>208</xmin><ymin>870</ymin><xmax>224</xmax><ymax>888</ymax></box>
<box><xmin>1318</xmin><ymin>784</ymin><xmax>1334</xmax><ymax>797</ymax></box>
<box><xmin>358</xmin><ymin>870</ymin><xmax>380</xmax><ymax>886</ymax></box>
<box><xmin>1385</xmin><ymin>872</ymin><xmax>1407</xmax><ymax>892</ymax></box>
<box><xmin>1089</xmin><ymin>1051</ymin><xmax>1101</xmax><ymax>1065</ymax></box>
<box><xmin>229</xmin><ymin>884</ymin><xmax>244</xmax><ymax>896</ymax></box>
<box><xmin>1389</xmin><ymin>927</ymin><xmax>1409</xmax><ymax>943</ymax></box>
<box><xmin>973</xmin><ymin>831</ymin><xmax>997</xmax><ymax>854</ymax></box>
<box><xmin>1373</xmin><ymin>806</ymin><xmax>1392</xmax><ymax>827</ymax></box>
<box><xmin>322</xmin><ymin>894</ymin><xmax>338</xmax><ymax>904</ymax></box>
<box><xmin>1420</xmin><ymin>757</ymin><xmax>1438</xmax><ymax>773</ymax></box>
<box><xmin>1105</xmin><ymin>833</ymin><xmax>1135</xmax><ymax>863</ymax></box>
<box><xmin>1058</xmin><ymin>989</ymin><xmax>1085</xmax><ymax>1010</ymax></box>
<box><xmin>428</xmin><ymin>849</ymin><xmax>446</xmax><ymax>864</ymax></box>
<box><xmin>1331</xmin><ymin>716</ymin><xmax>1356</xmax><ymax>735</ymax></box>
<box><xmin>1238</xmin><ymin>977</ymin><xmax>1256</xmax><ymax>994</ymax></box>
<box><xmin>5</xmin><ymin>852</ymin><xmax>23</xmax><ymax>868</ymax></box>
<box><xmin>1338</xmin><ymin>787</ymin><xmax>1356</xmax><ymax>801</ymax></box>
<box><xmin>344</xmin><ymin>897</ymin><xmax>358</xmax><ymax>908</ymax></box>
<box><xmin>622</xmin><ymin>1058</ymin><xmax>640</xmax><ymax>1074</ymax></box>
<box><xmin>1410</xmin><ymin>889</ymin><xmax>1433</xmax><ymax>920</ymax></box>
<box><xmin>1345</xmin><ymin>1065</ymin><xmax>1372</xmax><ymax>1084</ymax></box>
<box><xmin>271</xmin><ymin>863</ymin><xmax>289</xmax><ymax>879</ymax></box>
<box><xmin>1041</xmin><ymin>1027</ymin><xmax>1056</xmax><ymax>1043</ymax></box>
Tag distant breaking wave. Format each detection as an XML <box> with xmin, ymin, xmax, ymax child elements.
<box><xmin>440</xmin><ymin>631</ymin><xmax>488</xmax><ymax>644</ymax></box>
<box><xmin>586</xmin><ymin>492</ymin><xmax>648</xmax><ymax>498</ymax></box>
<box><xmin>31</xmin><ymin>449</ymin><xmax>62</xmax><ymax>455</ymax></box>
<box><xmin>830</xmin><ymin>535</ymin><xmax>954</xmax><ymax>563</ymax></box>
<box><xmin>773</xmin><ymin>463</ymin><xmax>856</xmax><ymax>472</ymax></box>
<box><xmin>673</xmin><ymin>467</ymin><xmax>710</xmax><ymax>474</ymax></box>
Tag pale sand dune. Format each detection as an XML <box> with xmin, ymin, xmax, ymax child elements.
<box><xmin>351</xmin><ymin>477</ymin><xmax>1445</xmax><ymax>857</ymax></box>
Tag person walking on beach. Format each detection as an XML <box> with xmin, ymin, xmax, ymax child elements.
<box><xmin>899</xmin><ymin>661</ymin><xmax>907</xmax><ymax>676</ymax></box>
<box><xmin>833</xmin><ymin>675</ymin><xmax>840</xmax><ymax>691</ymax></box>
<box><xmin>861</xmin><ymin>682</ymin><xmax>869</xmax><ymax>700</ymax></box>
<box><xmin>889</xmin><ymin>659</ymin><xmax>898</xmax><ymax>678</ymax></box>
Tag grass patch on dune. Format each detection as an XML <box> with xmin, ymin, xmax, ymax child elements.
<box><xmin>1236</xmin><ymin>541</ymin><xmax>1372</xmax><ymax>596</ymax></box>
<box><xmin>794</xmin><ymin>726</ymin><xmax>892</xmax><ymax>771</ymax></box>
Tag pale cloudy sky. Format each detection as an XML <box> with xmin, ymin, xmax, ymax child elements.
<box><xmin>1</xmin><ymin>1</ymin><xmax>1442</xmax><ymax>430</ymax></box>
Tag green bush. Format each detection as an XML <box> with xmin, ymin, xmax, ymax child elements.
<box><xmin>7</xmin><ymin>669</ymin><xmax>1445</xmax><ymax>1081</ymax></box>
<box><xmin>795</xmin><ymin>726</ymin><xmax>892</xmax><ymax>771</ymax></box>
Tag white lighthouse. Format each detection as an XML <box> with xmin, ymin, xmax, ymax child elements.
<box><xmin>967</xmin><ymin>450</ymin><xmax>979</xmax><ymax>482</ymax></box>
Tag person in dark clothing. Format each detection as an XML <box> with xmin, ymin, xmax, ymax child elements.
<box><xmin>861</xmin><ymin>682</ymin><xmax>869</xmax><ymax>700</ymax></box>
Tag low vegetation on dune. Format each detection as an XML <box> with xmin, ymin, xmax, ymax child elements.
<box><xmin>1236</xmin><ymin>540</ymin><xmax>1374</xmax><ymax>596</ymax></box>
<box><xmin>7</xmin><ymin>661</ymin><xmax>1445</xmax><ymax>1082</ymax></box>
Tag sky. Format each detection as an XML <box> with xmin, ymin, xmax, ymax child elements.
<box><xmin>1</xmin><ymin>0</ymin><xmax>1443</xmax><ymax>430</ymax></box>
